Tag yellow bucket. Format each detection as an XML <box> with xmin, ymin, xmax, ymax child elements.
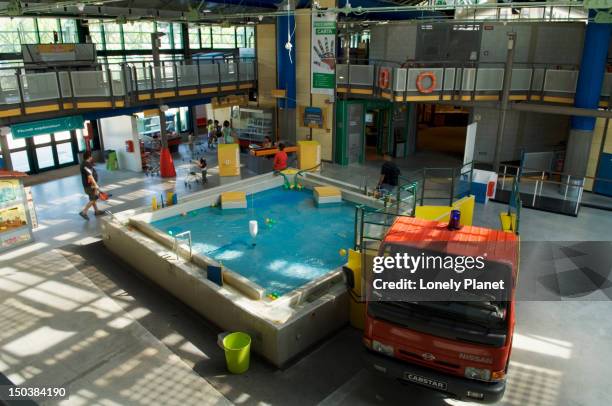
<box><xmin>222</xmin><ymin>332</ymin><xmax>251</xmax><ymax>374</ymax></box>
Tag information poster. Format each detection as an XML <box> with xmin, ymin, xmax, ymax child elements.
<box><xmin>311</xmin><ymin>13</ymin><xmax>336</xmax><ymax>95</ymax></box>
<box><xmin>303</xmin><ymin>107</ymin><xmax>324</xmax><ymax>128</ymax></box>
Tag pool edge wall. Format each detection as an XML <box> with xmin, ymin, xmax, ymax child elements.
<box><xmin>101</xmin><ymin>172</ymin><xmax>382</xmax><ymax>367</ymax></box>
<box><xmin>102</xmin><ymin>219</ymin><xmax>349</xmax><ymax>367</ymax></box>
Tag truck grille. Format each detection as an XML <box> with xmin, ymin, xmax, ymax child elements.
<box><xmin>398</xmin><ymin>349</ymin><xmax>460</xmax><ymax>371</ymax></box>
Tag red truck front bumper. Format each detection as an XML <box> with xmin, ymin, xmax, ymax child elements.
<box><xmin>364</xmin><ymin>349</ymin><xmax>506</xmax><ymax>404</ymax></box>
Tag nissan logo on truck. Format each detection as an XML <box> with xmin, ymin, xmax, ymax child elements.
<box><xmin>459</xmin><ymin>353</ymin><xmax>493</xmax><ymax>364</ymax></box>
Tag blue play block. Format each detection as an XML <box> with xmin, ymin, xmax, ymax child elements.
<box><xmin>207</xmin><ymin>265</ymin><xmax>223</xmax><ymax>286</ymax></box>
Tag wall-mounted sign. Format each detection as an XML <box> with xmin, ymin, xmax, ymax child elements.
<box><xmin>212</xmin><ymin>95</ymin><xmax>248</xmax><ymax>109</ymax></box>
<box><xmin>36</xmin><ymin>44</ymin><xmax>76</xmax><ymax>62</ymax></box>
<box><xmin>11</xmin><ymin>115</ymin><xmax>84</xmax><ymax>139</ymax></box>
<box><xmin>311</xmin><ymin>13</ymin><xmax>336</xmax><ymax>95</ymax></box>
<box><xmin>303</xmin><ymin>107</ymin><xmax>324</xmax><ymax>128</ymax></box>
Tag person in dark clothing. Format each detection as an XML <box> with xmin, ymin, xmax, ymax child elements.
<box><xmin>198</xmin><ymin>158</ymin><xmax>208</xmax><ymax>183</ymax></box>
<box><xmin>79</xmin><ymin>151</ymin><xmax>104</xmax><ymax>220</ymax></box>
<box><xmin>377</xmin><ymin>153</ymin><xmax>400</xmax><ymax>196</ymax></box>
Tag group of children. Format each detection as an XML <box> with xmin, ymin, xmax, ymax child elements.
<box><xmin>206</xmin><ymin>119</ymin><xmax>234</xmax><ymax>148</ymax></box>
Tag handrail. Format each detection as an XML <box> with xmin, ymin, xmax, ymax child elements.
<box><xmin>0</xmin><ymin>58</ymin><xmax>258</xmax><ymax>114</ymax></box>
<box><xmin>173</xmin><ymin>230</ymin><xmax>192</xmax><ymax>260</ymax></box>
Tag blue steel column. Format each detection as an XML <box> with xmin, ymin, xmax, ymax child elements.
<box><xmin>565</xmin><ymin>20</ymin><xmax>612</xmax><ymax>180</ymax></box>
<box><xmin>276</xmin><ymin>13</ymin><xmax>296</xmax><ymax>110</ymax></box>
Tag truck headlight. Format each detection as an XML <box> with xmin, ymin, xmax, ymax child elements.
<box><xmin>372</xmin><ymin>340</ymin><xmax>394</xmax><ymax>356</ymax></box>
<box><xmin>464</xmin><ymin>367</ymin><xmax>491</xmax><ymax>381</ymax></box>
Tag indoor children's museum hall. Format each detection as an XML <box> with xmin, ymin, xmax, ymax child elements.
<box><xmin>2</xmin><ymin>1</ymin><xmax>612</xmax><ymax>406</ymax></box>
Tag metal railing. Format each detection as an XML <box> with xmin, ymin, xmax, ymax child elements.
<box><xmin>0</xmin><ymin>57</ymin><xmax>257</xmax><ymax>111</ymax></box>
<box><xmin>402</xmin><ymin>161</ymin><xmax>474</xmax><ymax>207</ymax></box>
<box><xmin>336</xmin><ymin>59</ymin><xmax>610</xmax><ymax>103</ymax></box>
<box><xmin>496</xmin><ymin>162</ymin><xmax>584</xmax><ymax>215</ymax></box>
<box><xmin>172</xmin><ymin>230</ymin><xmax>193</xmax><ymax>260</ymax></box>
<box><xmin>354</xmin><ymin>188</ymin><xmax>417</xmax><ymax>257</ymax></box>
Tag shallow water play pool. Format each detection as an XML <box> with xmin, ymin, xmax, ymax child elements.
<box><xmin>151</xmin><ymin>187</ymin><xmax>356</xmax><ymax>296</ymax></box>
<box><xmin>102</xmin><ymin>172</ymin><xmax>384</xmax><ymax>366</ymax></box>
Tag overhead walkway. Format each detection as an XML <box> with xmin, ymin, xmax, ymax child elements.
<box><xmin>336</xmin><ymin>61</ymin><xmax>612</xmax><ymax>107</ymax></box>
<box><xmin>0</xmin><ymin>58</ymin><xmax>256</xmax><ymax>124</ymax></box>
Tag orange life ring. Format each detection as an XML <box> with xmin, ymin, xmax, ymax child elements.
<box><xmin>378</xmin><ymin>68</ymin><xmax>390</xmax><ymax>89</ymax></box>
<box><xmin>416</xmin><ymin>71</ymin><xmax>436</xmax><ymax>94</ymax></box>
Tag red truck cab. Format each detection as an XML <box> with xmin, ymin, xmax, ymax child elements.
<box><xmin>363</xmin><ymin>217</ymin><xmax>518</xmax><ymax>403</ymax></box>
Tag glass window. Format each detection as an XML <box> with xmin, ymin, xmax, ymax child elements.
<box><xmin>33</xmin><ymin>134</ymin><xmax>51</xmax><ymax>145</ymax></box>
<box><xmin>188</xmin><ymin>24</ymin><xmax>200</xmax><ymax>49</ymax></box>
<box><xmin>103</xmin><ymin>21</ymin><xmax>123</xmax><ymax>50</ymax></box>
<box><xmin>0</xmin><ymin>17</ymin><xmax>37</xmax><ymax>53</ymax></box>
<box><xmin>201</xmin><ymin>26</ymin><xmax>212</xmax><ymax>48</ymax></box>
<box><xmin>35</xmin><ymin>146</ymin><xmax>55</xmax><ymax>169</ymax></box>
<box><xmin>38</xmin><ymin>18</ymin><xmax>60</xmax><ymax>43</ymax></box>
<box><xmin>59</xmin><ymin>19</ymin><xmax>77</xmax><ymax>43</ymax></box>
<box><xmin>56</xmin><ymin>142</ymin><xmax>74</xmax><ymax>164</ymax></box>
<box><xmin>10</xmin><ymin>150</ymin><xmax>30</xmax><ymax>172</ymax></box>
<box><xmin>246</xmin><ymin>26</ymin><xmax>255</xmax><ymax>48</ymax></box>
<box><xmin>7</xmin><ymin>133</ymin><xmax>26</xmax><ymax>150</ymax></box>
<box><xmin>212</xmin><ymin>26</ymin><xmax>236</xmax><ymax>49</ymax></box>
<box><xmin>88</xmin><ymin>20</ymin><xmax>104</xmax><ymax>49</ymax></box>
<box><xmin>173</xmin><ymin>23</ymin><xmax>183</xmax><ymax>49</ymax></box>
<box><xmin>123</xmin><ymin>21</ymin><xmax>154</xmax><ymax>50</ymax></box>
<box><xmin>236</xmin><ymin>26</ymin><xmax>245</xmax><ymax>48</ymax></box>
<box><xmin>54</xmin><ymin>131</ymin><xmax>71</xmax><ymax>141</ymax></box>
<box><xmin>157</xmin><ymin>22</ymin><xmax>173</xmax><ymax>50</ymax></box>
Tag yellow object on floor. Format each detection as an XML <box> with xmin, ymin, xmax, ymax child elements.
<box><xmin>222</xmin><ymin>332</ymin><xmax>251</xmax><ymax>374</ymax></box>
<box><xmin>298</xmin><ymin>140</ymin><xmax>321</xmax><ymax>171</ymax></box>
<box><xmin>218</xmin><ymin>144</ymin><xmax>240</xmax><ymax>177</ymax></box>
<box><xmin>166</xmin><ymin>191</ymin><xmax>174</xmax><ymax>206</ymax></box>
<box><xmin>499</xmin><ymin>212</ymin><xmax>517</xmax><ymax>232</ymax></box>
<box><xmin>221</xmin><ymin>191</ymin><xmax>247</xmax><ymax>209</ymax></box>
<box><xmin>347</xmin><ymin>249</ymin><xmax>368</xmax><ymax>330</ymax></box>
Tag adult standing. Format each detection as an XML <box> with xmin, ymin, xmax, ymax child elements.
<box><xmin>377</xmin><ymin>153</ymin><xmax>400</xmax><ymax>196</ymax></box>
<box><xmin>79</xmin><ymin>151</ymin><xmax>104</xmax><ymax>220</ymax></box>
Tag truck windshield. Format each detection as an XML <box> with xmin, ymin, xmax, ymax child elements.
<box><xmin>368</xmin><ymin>300</ymin><xmax>509</xmax><ymax>347</ymax></box>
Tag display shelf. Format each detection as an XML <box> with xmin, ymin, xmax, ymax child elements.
<box><xmin>232</xmin><ymin>107</ymin><xmax>274</xmax><ymax>143</ymax></box>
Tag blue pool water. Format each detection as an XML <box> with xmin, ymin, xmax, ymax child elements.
<box><xmin>151</xmin><ymin>187</ymin><xmax>357</xmax><ymax>296</ymax></box>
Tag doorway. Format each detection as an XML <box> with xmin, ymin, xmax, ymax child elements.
<box><xmin>6</xmin><ymin>129</ymin><xmax>82</xmax><ymax>174</ymax></box>
<box><xmin>364</xmin><ymin>108</ymin><xmax>390</xmax><ymax>161</ymax></box>
<box><xmin>415</xmin><ymin>104</ymin><xmax>470</xmax><ymax>159</ymax></box>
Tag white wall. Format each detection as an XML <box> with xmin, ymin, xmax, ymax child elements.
<box><xmin>473</xmin><ymin>107</ymin><xmax>569</xmax><ymax>164</ymax></box>
<box><xmin>99</xmin><ymin>115</ymin><xmax>142</xmax><ymax>172</ymax></box>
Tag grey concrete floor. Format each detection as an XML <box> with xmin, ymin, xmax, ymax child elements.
<box><xmin>1</xmin><ymin>147</ymin><xmax>612</xmax><ymax>406</ymax></box>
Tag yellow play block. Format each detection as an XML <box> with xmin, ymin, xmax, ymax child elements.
<box><xmin>314</xmin><ymin>186</ymin><xmax>341</xmax><ymax>197</ymax></box>
<box><xmin>314</xmin><ymin>186</ymin><xmax>342</xmax><ymax>205</ymax></box>
<box><xmin>221</xmin><ymin>191</ymin><xmax>247</xmax><ymax>209</ymax></box>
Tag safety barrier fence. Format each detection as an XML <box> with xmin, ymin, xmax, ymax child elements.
<box><xmin>495</xmin><ymin>163</ymin><xmax>583</xmax><ymax>216</ymax></box>
<box><xmin>401</xmin><ymin>161</ymin><xmax>474</xmax><ymax>207</ymax></box>
<box><xmin>353</xmin><ymin>181</ymin><xmax>418</xmax><ymax>257</ymax></box>
<box><xmin>0</xmin><ymin>57</ymin><xmax>257</xmax><ymax>117</ymax></box>
<box><xmin>336</xmin><ymin>59</ymin><xmax>611</xmax><ymax>105</ymax></box>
